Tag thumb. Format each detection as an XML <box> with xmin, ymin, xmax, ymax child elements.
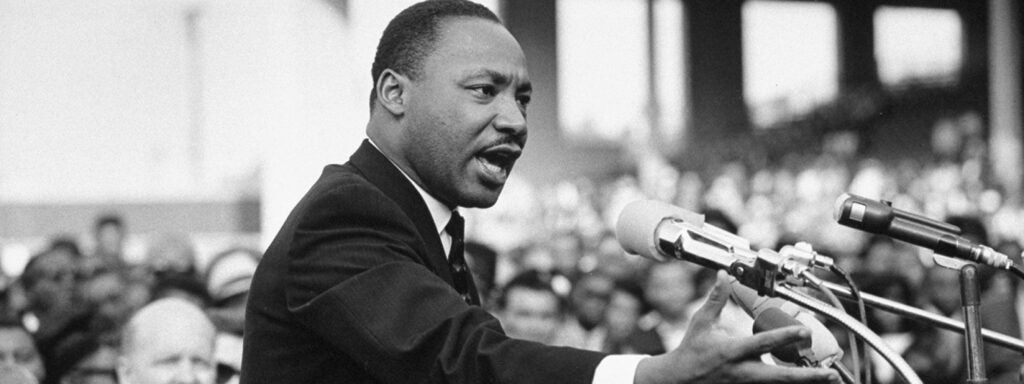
<box><xmin>691</xmin><ymin>270</ymin><xmax>732</xmax><ymax>323</ymax></box>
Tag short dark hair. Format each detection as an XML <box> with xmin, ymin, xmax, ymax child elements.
<box><xmin>495</xmin><ymin>270</ymin><xmax>566</xmax><ymax>313</ymax></box>
<box><xmin>369</xmin><ymin>0</ymin><xmax>501</xmax><ymax>110</ymax></box>
<box><xmin>93</xmin><ymin>213</ymin><xmax>124</xmax><ymax>232</ymax></box>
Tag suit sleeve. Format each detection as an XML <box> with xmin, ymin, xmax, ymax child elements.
<box><xmin>283</xmin><ymin>182</ymin><xmax>606</xmax><ymax>384</ymax></box>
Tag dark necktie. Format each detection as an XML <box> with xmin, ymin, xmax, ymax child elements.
<box><xmin>445</xmin><ymin>211</ymin><xmax>475</xmax><ymax>305</ymax></box>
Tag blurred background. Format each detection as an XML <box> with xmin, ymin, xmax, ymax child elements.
<box><xmin>2</xmin><ymin>0</ymin><xmax>1024</xmax><ymax>383</ymax></box>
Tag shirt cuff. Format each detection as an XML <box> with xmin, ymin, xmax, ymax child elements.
<box><xmin>592</xmin><ymin>354</ymin><xmax>649</xmax><ymax>384</ymax></box>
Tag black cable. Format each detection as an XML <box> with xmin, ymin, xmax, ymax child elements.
<box><xmin>1011</xmin><ymin>264</ymin><xmax>1024</xmax><ymax>281</ymax></box>
<box><xmin>831</xmin><ymin>263</ymin><xmax>869</xmax><ymax>384</ymax></box>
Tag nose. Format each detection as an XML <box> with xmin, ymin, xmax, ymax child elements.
<box><xmin>493</xmin><ymin>94</ymin><xmax>527</xmax><ymax>137</ymax></box>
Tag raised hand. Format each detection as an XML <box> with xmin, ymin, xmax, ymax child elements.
<box><xmin>635</xmin><ymin>271</ymin><xmax>840</xmax><ymax>384</ymax></box>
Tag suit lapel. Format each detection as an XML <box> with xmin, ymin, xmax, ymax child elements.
<box><xmin>349</xmin><ymin>140</ymin><xmax>456</xmax><ymax>285</ymax></box>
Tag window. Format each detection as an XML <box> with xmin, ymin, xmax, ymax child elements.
<box><xmin>557</xmin><ymin>0</ymin><xmax>684</xmax><ymax>143</ymax></box>
<box><xmin>743</xmin><ymin>1</ymin><xmax>838</xmax><ymax>127</ymax></box>
<box><xmin>875</xmin><ymin>6</ymin><xmax>963</xmax><ymax>87</ymax></box>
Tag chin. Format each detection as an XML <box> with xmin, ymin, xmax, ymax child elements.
<box><xmin>456</xmin><ymin>186</ymin><xmax>504</xmax><ymax>208</ymax></box>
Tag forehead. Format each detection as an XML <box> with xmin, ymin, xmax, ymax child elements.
<box><xmin>425</xmin><ymin>17</ymin><xmax>528</xmax><ymax>80</ymax></box>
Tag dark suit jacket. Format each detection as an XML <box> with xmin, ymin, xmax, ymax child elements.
<box><xmin>241</xmin><ymin>141</ymin><xmax>606</xmax><ymax>383</ymax></box>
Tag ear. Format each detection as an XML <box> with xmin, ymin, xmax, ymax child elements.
<box><xmin>375</xmin><ymin>69</ymin><xmax>409</xmax><ymax>116</ymax></box>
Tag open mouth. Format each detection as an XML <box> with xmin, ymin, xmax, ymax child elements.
<box><xmin>475</xmin><ymin>145</ymin><xmax>521</xmax><ymax>180</ymax></box>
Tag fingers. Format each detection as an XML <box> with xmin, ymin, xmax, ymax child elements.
<box><xmin>690</xmin><ymin>270</ymin><xmax>732</xmax><ymax>323</ymax></box>
<box><xmin>730</xmin><ymin>361</ymin><xmax>841</xmax><ymax>384</ymax></box>
<box><xmin>731</xmin><ymin>324</ymin><xmax>811</xmax><ymax>359</ymax></box>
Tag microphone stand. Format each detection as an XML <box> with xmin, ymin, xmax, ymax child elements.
<box><xmin>772</xmin><ymin>285</ymin><xmax>923</xmax><ymax>384</ymax></box>
<box><xmin>817</xmin><ymin>280</ymin><xmax>1024</xmax><ymax>354</ymax></box>
<box><xmin>959</xmin><ymin>264</ymin><xmax>988</xmax><ymax>384</ymax></box>
<box><xmin>728</xmin><ymin>261</ymin><xmax>924</xmax><ymax>384</ymax></box>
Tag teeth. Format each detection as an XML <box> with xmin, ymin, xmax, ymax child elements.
<box><xmin>478</xmin><ymin>157</ymin><xmax>506</xmax><ymax>175</ymax></box>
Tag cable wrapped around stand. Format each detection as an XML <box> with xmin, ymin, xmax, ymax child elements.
<box><xmin>774</xmin><ymin>285</ymin><xmax>923</xmax><ymax>384</ymax></box>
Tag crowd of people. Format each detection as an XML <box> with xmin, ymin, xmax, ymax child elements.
<box><xmin>0</xmin><ymin>117</ymin><xmax>1020</xmax><ymax>384</ymax></box>
<box><xmin>460</xmin><ymin>111</ymin><xmax>1024</xmax><ymax>384</ymax></box>
<box><xmin>0</xmin><ymin>214</ymin><xmax>256</xmax><ymax>384</ymax></box>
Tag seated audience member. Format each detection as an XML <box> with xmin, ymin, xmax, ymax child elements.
<box><xmin>87</xmin><ymin>214</ymin><xmax>128</xmax><ymax>275</ymax></box>
<box><xmin>78</xmin><ymin>269</ymin><xmax>138</xmax><ymax>345</ymax></box>
<box><xmin>142</xmin><ymin>233</ymin><xmax>199</xmax><ymax>281</ymax></box>
<box><xmin>900</xmin><ymin>265</ymin><xmax>965</xmax><ymax>384</ymax></box>
<box><xmin>58</xmin><ymin>342</ymin><xmax>118</xmax><ymax>384</ymax></box>
<box><xmin>151</xmin><ymin>273</ymin><xmax>211</xmax><ymax>310</ymax></box>
<box><xmin>494</xmin><ymin>270</ymin><xmax>567</xmax><ymax>345</ymax></box>
<box><xmin>602</xmin><ymin>278</ymin><xmax>664</xmax><ymax>355</ymax></box>
<box><xmin>116</xmin><ymin>298</ymin><xmax>216</xmax><ymax>384</ymax></box>
<box><xmin>47</xmin><ymin>237</ymin><xmax>83</xmax><ymax>260</ymax></box>
<box><xmin>19</xmin><ymin>249</ymin><xmax>79</xmax><ymax>339</ymax></box>
<box><xmin>642</xmin><ymin>262</ymin><xmax>699</xmax><ymax>352</ymax></box>
<box><xmin>0</xmin><ymin>317</ymin><xmax>45</xmax><ymax>383</ymax></box>
<box><xmin>204</xmin><ymin>247</ymin><xmax>260</xmax><ymax>384</ymax></box>
<box><xmin>40</xmin><ymin>314</ymin><xmax>117</xmax><ymax>384</ymax></box>
<box><xmin>561</xmin><ymin>272</ymin><xmax>614</xmax><ymax>351</ymax></box>
<box><xmin>205</xmin><ymin>247</ymin><xmax>259</xmax><ymax>336</ymax></box>
<box><xmin>855</xmin><ymin>273</ymin><xmax>920</xmax><ymax>384</ymax></box>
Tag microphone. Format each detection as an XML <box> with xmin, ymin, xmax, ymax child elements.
<box><xmin>741</xmin><ymin>290</ymin><xmax>842</xmax><ymax>367</ymax></box>
<box><xmin>754</xmin><ymin>308</ymin><xmax>853</xmax><ymax>384</ymax></box>
<box><xmin>833</xmin><ymin>193</ymin><xmax>1011</xmax><ymax>268</ymax></box>
<box><xmin>616</xmin><ymin>200</ymin><xmax>841</xmax><ymax>367</ymax></box>
<box><xmin>753</xmin><ymin>307</ymin><xmax>808</xmax><ymax>363</ymax></box>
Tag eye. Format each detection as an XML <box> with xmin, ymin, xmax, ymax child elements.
<box><xmin>516</xmin><ymin>94</ymin><xmax>531</xmax><ymax>108</ymax></box>
<box><xmin>470</xmin><ymin>85</ymin><xmax>497</xmax><ymax>98</ymax></box>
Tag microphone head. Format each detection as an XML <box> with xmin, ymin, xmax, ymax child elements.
<box><xmin>834</xmin><ymin>192</ymin><xmax>892</xmax><ymax>234</ymax></box>
<box><xmin>616</xmin><ymin>200</ymin><xmax>702</xmax><ymax>262</ymax></box>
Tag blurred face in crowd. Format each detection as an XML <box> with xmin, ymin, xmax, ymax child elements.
<box><xmin>118</xmin><ymin>299</ymin><xmax>216</xmax><ymax>384</ymax></box>
<box><xmin>24</xmin><ymin>250</ymin><xmax>76</xmax><ymax>312</ymax></box>
<box><xmin>144</xmin><ymin>235</ymin><xmax>197</xmax><ymax>277</ymax></box>
<box><xmin>604</xmin><ymin>289</ymin><xmax>643</xmax><ymax>341</ymax></box>
<box><xmin>570</xmin><ymin>274</ymin><xmax>613</xmax><ymax>330</ymax></box>
<box><xmin>64</xmin><ymin>345</ymin><xmax>119</xmax><ymax>384</ymax></box>
<box><xmin>644</xmin><ymin>263</ymin><xmax>696</xmax><ymax>321</ymax></box>
<box><xmin>381</xmin><ymin>17</ymin><xmax>531</xmax><ymax>208</ymax></box>
<box><xmin>500</xmin><ymin>286</ymin><xmax>562</xmax><ymax>344</ymax></box>
<box><xmin>0</xmin><ymin>325</ymin><xmax>44</xmax><ymax>381</ymax></box>
<box><xmin>80</xmin><ymin>271</ymin><xmax>134</xmax><ymax>331</ymax></box>
<box><xmin>95</xmin><ymin>223</ymin><xmax>125</xmax><ymax>259</ymax></box>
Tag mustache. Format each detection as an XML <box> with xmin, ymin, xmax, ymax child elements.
<box><xmin>487</xmin><ymin>133</ymin><xmax>527</xmax><ymax>150</ymax></box>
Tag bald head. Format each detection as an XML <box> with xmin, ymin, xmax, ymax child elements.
<box><xmin>118</xmin><ymin>298</ymin><xmax>216</xmax><ymax>384</ymax></box>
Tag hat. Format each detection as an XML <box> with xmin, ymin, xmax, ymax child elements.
<box><xmin>205</xmin><ymin>249</ymin><xmax>259</xmax><ymax>304</ymax></box>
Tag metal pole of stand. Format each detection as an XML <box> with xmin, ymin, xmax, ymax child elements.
<box><xmin>961</xmin><ymin>264</ymin><xmax>988</xmax><ymax>384</ymax></box>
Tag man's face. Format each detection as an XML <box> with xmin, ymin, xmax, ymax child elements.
<box><xmin>400</xmin><ymin>17</ymin><xmax>531</xmax><ymax>208</ymax></box>
<box><xmin>501</xmin><ymin>287</ymin><xmax>561</xmax><ymax>344</ymax></box>
<box><xmin>118</xmin><ymin>319</ymin><xmax>215</xmax><ymax>384</ymax></box>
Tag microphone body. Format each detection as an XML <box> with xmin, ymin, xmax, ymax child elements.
<box><xmin>616</xmin><ymin>200</ymin><xmax>841</xmax><ymax>367</ymax></box>
<box><xmin>732</xmin><ymin>281</ymin><xmax>842</xmax><ymax>367</ymax></box>
<box><xmin>834</xmin><ymin>193</ymin><xmax>1011</xmax><ymax>268</ymax></box>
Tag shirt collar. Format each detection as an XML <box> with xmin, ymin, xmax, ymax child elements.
<box><xmin>367</xmin><ymin>138</ymin><xmax>452</xmax><ymax>236</ymax></box>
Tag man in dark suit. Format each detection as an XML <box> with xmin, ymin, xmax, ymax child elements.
<box><xmin>241</xmin><ymin>1</ymin><xmax>840</xmax><ymax>383</ymax></box>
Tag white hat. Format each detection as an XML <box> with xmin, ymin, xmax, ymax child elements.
<box><xmin>206</xmin><ymin>249</ymin><xmax>259</xmax><ymax>303</ymax></box>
